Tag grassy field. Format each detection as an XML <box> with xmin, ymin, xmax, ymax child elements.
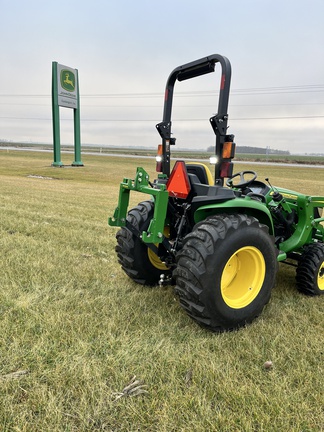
<box><xmin>0</xmin><ymin>150</ymin><xmax>323</xmax><ymax>431</ymax></box>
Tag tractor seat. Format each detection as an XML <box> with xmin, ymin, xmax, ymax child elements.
<box><xmin>186</xmin><ymin>163</ymin><xmax>236</xmax><ymax>208</ymax></box>
<box><xmin>186</xmin><ymin>163</ymin><xmax>220</xmax><ymax>199</ymax></box>
<box><xmin>190</xmin><ymin>185</ymin><xmax>236</xmax><ymax>213</ymax></box>
<box><xmin>186</xmin><ymin>163</ymin><xmax>213</xmax><ymax>185</ymax></box>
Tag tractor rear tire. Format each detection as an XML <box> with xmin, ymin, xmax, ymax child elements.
<box><xmin>115</xmin><ymin>201</ymin><xmax>172</xmax><ymax>286</ymax></box>
<box><xmin>296</xmin><ymin>243</ymin><xmax>324</xmax><ymax>295</ymax></box>
<box><xmin>173</xmin><ymin>214</ymin><xmax>278</xmax><ymax>332</ymax></box>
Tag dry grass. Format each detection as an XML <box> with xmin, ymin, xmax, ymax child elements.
<box><xmin>0</xmin><ymin>150</ymin><xmax>323</xmax><ymax>431</ymax></box>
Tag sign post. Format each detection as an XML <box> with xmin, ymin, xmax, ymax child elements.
<box><xmin>51</xmin><ymin>62</ymin><xmax>83</xmax><ymax>166</ymax></box>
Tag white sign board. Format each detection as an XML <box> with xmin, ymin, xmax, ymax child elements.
<box><xmin>57</xmin><ymin>63</ymin><xmax>78</xmax><ymax>109</ymax></box>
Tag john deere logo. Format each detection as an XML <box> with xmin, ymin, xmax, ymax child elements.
<box><xmin>60</xmin><ymin>69</ymin><xmax>75</xmax><ymax>92</ymax></box>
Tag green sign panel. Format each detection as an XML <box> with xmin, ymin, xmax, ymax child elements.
<box><xmin>60</xmin><ymin>69</ymin><xmax>76</xmax><ymax>92</ymax></box>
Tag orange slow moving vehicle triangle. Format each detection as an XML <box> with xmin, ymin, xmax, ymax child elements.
<box><xmin>166</xmin><ymin>161</ymin><xmax>191</xmax><ymax>199</ymax></box>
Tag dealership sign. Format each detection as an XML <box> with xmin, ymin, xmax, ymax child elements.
<box><xmin>51</xmin><ymin>61</ymin><xmax>83</xmax><ymax>166</ymax></box>
<box><xmin>57</xmin><ymin>64</ymin><xmax>78</xmax><ymax>109</ymax></box>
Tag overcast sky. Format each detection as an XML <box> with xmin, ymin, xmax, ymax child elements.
<box><xmin>1</xmin><ymin>0</ymin><xmax>324</xmax><ymax>154</ymax></box>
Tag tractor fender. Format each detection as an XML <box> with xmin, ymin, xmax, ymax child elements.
<box><xmin>193</xmin><ymin>197</ymin><xmax>275</xmax><ymax>235</ymax></box>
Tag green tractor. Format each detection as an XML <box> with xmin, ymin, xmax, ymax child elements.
<box><xmin>108</xmin><ymin>54</ymin><xmax>324</xmax><ymax>332</ymax></box>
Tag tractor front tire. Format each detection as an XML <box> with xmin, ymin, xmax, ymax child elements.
<box><xmin>174</xmin><ymin>214</ymin><xmax>278</xmax><ymax>332</ymax></box>
<box><xmin>115</xmin><ymin>201</ymin><xmax>172</xmax><ymax>286</ymax></box>
<box><xmin>296</xmin><ymin>243</ymin><xmax>324</xmax><ymax>295</ymax></box>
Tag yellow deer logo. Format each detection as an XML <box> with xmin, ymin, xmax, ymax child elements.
<box><xmin>63</xmin><ymin>72</ymin><xmax>74</xmax><ymax>89</ymax></box>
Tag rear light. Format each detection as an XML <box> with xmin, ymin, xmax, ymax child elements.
<box><xmin>222</xmin><ymin>141</ymin><xmax>235</xmax><ymax>159</ymax></box>
<box><xmin>209</xmin><ymin>156</ymin><xmax>218</xmax><ymax>165</ymax></box>
<box><xmin>156</xmin><ymin>144</ymin><xmax>163</xmax><ymax>172</ymax></box>
<box><xmin>218</xmin><ymin>140</ymin><xmax>235</xmax><ymax>181</ymax></box>
<box><xmin>166</xmin><ymin>161</ymin><xmax>191</xmax><ymax>199</ymax></box>
<box><xmin>220</xmin><ymin>162</ymin><xmax>234</xmax><ymax>178</ymax></box>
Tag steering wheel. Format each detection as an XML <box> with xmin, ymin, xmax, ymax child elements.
<box><xmin>226</xmin><ymin>170</ymin><xmax>257</xmax><ymax>189</ymax></box>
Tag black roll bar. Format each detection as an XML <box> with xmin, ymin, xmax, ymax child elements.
<box><xmin>156</xmin><ymin>54</ymin><xmax>232</xmax><ymax>181</ymax></box>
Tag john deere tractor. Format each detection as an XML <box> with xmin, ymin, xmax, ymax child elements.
<box><xmin>109</xmin><ymin>54</ymin><xmax>324</xmax><ymax>332</ymax></box>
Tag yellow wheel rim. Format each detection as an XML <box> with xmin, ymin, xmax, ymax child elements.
<box><xmin>318</xmin><ymin>262</ymin><xmax>324</xmax><ymax>291</ymax></box>
<box><xmin>221</xmin><ymin>246</ymin><xmax>266</xmax><ymax>309</ymax></box>
<box><xmin>148</xmin><ymin>247</ymin><xmax>169</xmax><ymax>270</ymax></box>
<box><xmin>147</xmin><ymin>226</ymin><xmax>170</xmax><ymax>271</ymax></box>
